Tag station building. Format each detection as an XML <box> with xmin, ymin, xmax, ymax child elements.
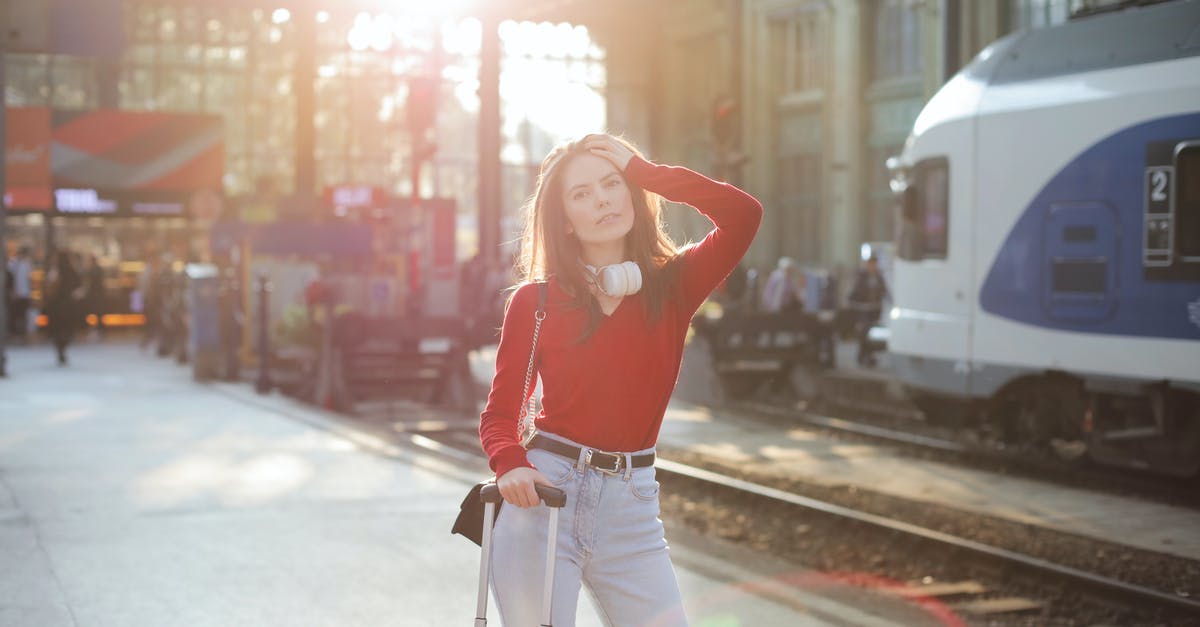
<box><xmin>3</xmin><ymin>0</ymin><xmax>1112</xmax><ymax>312</ymax></box>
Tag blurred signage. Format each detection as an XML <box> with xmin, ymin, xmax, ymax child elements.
<box><xmin>240</xmin><ymin>200</ymin><xmax>278</xmax><ymax>224</ymax></box>
<box><xmin>132</xmin><ymin>201</ymin><xmax>186</xmax><ymax>216</ymax></box>
<box><xmin>50</xmin><ymin>0</ymin><xmax>124</xmax><ymax>57</ymax></box>
<box><xmin>54</xmin><ymin>188</ymin><xmax>119</xmax><ymax>214</ymax></box>
<box><xmin>51</xmin><ymin>110</ymin><xmax>223</xmax><ymax>191</ymax></box>
<box><xmin>51</xmin><ymin>187</ymin><xmax>192</xmax><ymax>217</ymax></box>
<box><xmin>2</xmin><ymin>108</ymin><xmax>223</xmax><ymax>216</ymax></box>
<box><xmin>4</xmin><ymin>108</ymin><xmax>53</xmax><ymax>211</ymax></box>
<box><xmin>324</xmin><ymin>185</ymin><xmax>386</xmax><ymax>211</ymax></box>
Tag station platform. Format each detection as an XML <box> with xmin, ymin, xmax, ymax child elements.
<box><xmin>0</xmin><ymin>342</ymin><xmax>945</xmax><ymax>627</ymax></box>
<box><xmin>468</xmin><ymin>341</ymin><xmax>1200</xmax><ymax>564</ymax></box>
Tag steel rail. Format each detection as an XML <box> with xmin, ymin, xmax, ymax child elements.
<box><xmin>403</xmin><ymin>429</ymin><xmax>1200</xmax><ymax>616</ymax></box>
<box><xmin>653</xmin><ymin>458</ymin><xmax>1200</xmax><ymax>616</ymax></box>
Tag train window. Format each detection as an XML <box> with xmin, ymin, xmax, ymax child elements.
<box><xmin>1052</xmin><ymin>259</ymin><xmax>1107</xmax><ymax>294</ymax></box>
<box><xmin>1176</xmin><ymin>144</ymin><xmax>1200</xmax><ymax>260</ymax></box>
<box><xmin>896</xmin><ymin>157</ymin><xmax>949</xmax><ymax>261</ymax></box>
<box><xmin>1063</xmin><ymin>225</ymin><xmax>1096</xmax><ymax>243</ymax></box>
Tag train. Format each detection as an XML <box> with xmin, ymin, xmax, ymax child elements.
<box><xmin>886</xmin><ymin>0</ymin><xmax>1200</xmax><ymax>477</ymax></box>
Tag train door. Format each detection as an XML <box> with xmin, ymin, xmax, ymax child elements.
<box><xmin>1041</xmin><ymin>203</ymin><xmax>1119</xmax><ymax>322</ymax></box>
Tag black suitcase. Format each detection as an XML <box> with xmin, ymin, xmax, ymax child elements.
<box><xmin>475</xmin><ymin>483</ymin><xmax>567</xmax><ymax>627</ymax></box>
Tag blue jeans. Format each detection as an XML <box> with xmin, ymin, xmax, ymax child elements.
<box><xmin>491</xmin><ymin>431</ymin><xmax>687</xmax><ymax>627</ymax></box>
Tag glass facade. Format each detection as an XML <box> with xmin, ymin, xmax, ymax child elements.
<box><xmin>4</xmin><ymin>54</ymin><xmax>99</xmax><ymax>109</ymax></box>
<box><xmin>4</xmin><ymin>2</ymin><xmax>607</xmax><ymax>257</ymax></box>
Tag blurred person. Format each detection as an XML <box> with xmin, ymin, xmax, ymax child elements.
<box><xmin>139</xmin><ymin>254</ymin><xmax>163</xmax><ymax>350</ymax></box>
<box><xmin>8</xmin><ymin>245</ymin><xmax>34</xmax><ymax>340</ymax></box>
<box><xmin>720</xmin><ymin>262</ymin><xmax>749</xmax><ymax>311</ymax></box>
<box><xmin>3</xmin><ymin>253</ymin><xmax>11</xmax><ymax>336</ymax></box>
<box><xmin>45</xmin><ymin>250</ymin><xmax>83</xmax><ymax>366</ymax></box>
<box><xmin>82</xmin><ymin>254</ymin><xmax>107</xmax><ymax>337</ymax></box>
<box><xmin>760</xmin><ymin>256</ymin><xmax>804</xmax><ymax>313</ymax></box>
<box><xmin>480</xmin><ymin>133</ymin><xmax>762</xmax><ymax>626</ymax></box>
<box><xmin>218</xmin><ymin>261</ymin><xmax>244</xmax><ymax>381</ymax></box>
<box><xmin>848</xmin><ymin>254</ymin><xmax>889</xmax><ymax>366</ymax></box>
<box><xmin>156</xmin><ymin>255</ymin><xmax>186</xmax><ymax>359</ymax></box>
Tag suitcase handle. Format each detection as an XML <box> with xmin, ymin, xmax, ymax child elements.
<box><xmin>479</xmin><ymin>483</ymin><xmax>566</xmax><ymax>508</ymax></box>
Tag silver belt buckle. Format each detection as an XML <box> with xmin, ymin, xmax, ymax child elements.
<box><xmin>586</xmin><ymin>449</ymin><xmax>622</xmax><ymax>474</ymax></box>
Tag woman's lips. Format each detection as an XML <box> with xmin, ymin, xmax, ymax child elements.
<box><xmin>597</xmin><ymin>213</ymin><xmax>620</xmax><ymax>225</ymax></box>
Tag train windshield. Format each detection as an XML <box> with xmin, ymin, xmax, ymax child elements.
<box><xmin>894</xmin><ymin>157</ymin><xmax>949</xmax><ymax>261</ymax></box>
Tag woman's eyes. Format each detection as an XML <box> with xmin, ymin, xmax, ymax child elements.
<box><xmin>572</xmin><ymin>180</ymin><xmax>621</xmax><ymax>201</ymax></box>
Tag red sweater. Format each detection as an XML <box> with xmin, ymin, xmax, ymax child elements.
<box><xmin>479</xmin><ymin>156</ymin><xmax>763</xmax><ymax>477</ymax></box>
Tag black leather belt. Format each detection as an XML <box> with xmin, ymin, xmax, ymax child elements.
<box><xmin>528</xmin><ymin>434</ymin><xmax>655</xmax><ymax>474</ymax></box>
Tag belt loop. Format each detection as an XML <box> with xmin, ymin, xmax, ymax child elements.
<box><xmin>623</xmin><ymin>453</ymin><xmax>633</xmax><ymax>481</ymax></box>
<box><xmin>575</xmin><ymin>446</ymin><xmax>589</xmax><ymax>473</ymax></box>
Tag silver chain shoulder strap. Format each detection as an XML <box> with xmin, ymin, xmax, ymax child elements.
<box><xmin>518</xmin><ymin>282</ymin><xmax>548</xmax><ymax>448</ymax></box>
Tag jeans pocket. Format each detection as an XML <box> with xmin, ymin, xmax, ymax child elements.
<box><xmin>628</xmin><ymin>468</ymin><xmax>660</xmax><ymax>501</ymax></box>
<box><xmin>528</xmin><ymin>449</ymin><xmax>575</xmax><ymax>485</ymax></box>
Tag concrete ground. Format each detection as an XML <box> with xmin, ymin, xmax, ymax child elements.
<box><xmin>0</xmin><ymin>341</ymin><xmax>944</xmax><ymax>627</ymax></box>
<box><xmin>468</xmin><ymin>340</ymin><xmax>1200</xmax><ymax>563</ymax></box>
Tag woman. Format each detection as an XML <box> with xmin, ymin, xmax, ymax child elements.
<box><xmin>479</xmin><ymin>134</ymin><xmax>762</xmax><ymax>625</ymax></box>
<box><xmin>45</xmin><ymin>250</ymin><xmax>82</xmax><ymax>365</ymax></box>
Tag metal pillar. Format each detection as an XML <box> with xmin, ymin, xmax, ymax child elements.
<box><xmin>0</xmin><ymin>38</ymin><xmax>8</xmax><ymax>378</ymax></box>
<box><xmin>0</xmin><ymin>37</ymin><xmax>7</xmax><ymax>374</ymax></box>
<box><xmin>254</xmin><ymin>274</ymin><xmax>272</xmax><ymax>394</ymax></box>
<box><xmin>477</xmin><ymin>13</ymin><xmax>502</xmax><ymax>265</ymax></box>
<box><xmin>293</xmin><ymin>1</ymin><xmax>317</xmax><ymax>201</ymax></box>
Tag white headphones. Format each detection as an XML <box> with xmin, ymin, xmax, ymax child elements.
<box><xmin>583</xmin><ymin>261</ymin><xmax>643</xmax><ymax>297</ymax></box>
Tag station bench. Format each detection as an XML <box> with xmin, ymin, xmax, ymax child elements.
<box><xmin>332</xmin><ymin>314</ymin><xmax>476</xmax><ymax>413</ymax></box>
<box><xmin>692</xmin><ymin>309</ymin><xmax>835</xmax><ymax>400</ymax></box>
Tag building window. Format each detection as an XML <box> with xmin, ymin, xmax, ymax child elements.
<box><xmin>897</xmin><ymin>157</ymin><xmax>948</xmax><ymax>260</ymax></box>
<box><xmin>769</xmin><ymin>12</ymin><xmax>824</xmax><ymax>94</ymax></box>
<box><xmin>777</xmin><ymin>152</ymin><xmax>823</xmax><ymax>262</ymax></box>
<box><xmin>3</xmin><ymin>54</ymin><xmax>98</xmax><ymax>108</ymax></box>
<box><xmin>1007</xmin><ymin>0</ymin><xmax>1082</xmax><ymax>30</ymax></box>
<box><xmin>872</xmin><ymin>0</ymin><xmax>921</xmax><ymax>81</ymax></box>
<box><xmin>677</xmin><ymin>32</ymin><xmax>722</xmax><ymax>156</ymax></box>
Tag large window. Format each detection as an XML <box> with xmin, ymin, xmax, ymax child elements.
<box><xmin>1007</xmin><ymin>0</ymin><xmax>1074</xmax><ymax>30</ymax></box>
<box><xmin>872</xmin><ymin>0</ymin><xmax>921</xmax><ymax>80</ymax></box>
<box><xmin>897</xmin><ymin>157</ymin><xmax>948</xmax><ymax>260</ymax></box>
<box><xmin>120</xmin><ymin>2</ymin><xmax>297</xmax><ymax>195</ymax></box>
<box><xmin>777</xmin><ymin>152</ymin><xmax>823</xmax><ymax>262</ymax></box>
<box><xmin>769</xmin><ymin>11</ymin><xmax>824</xmax><ymax>95</ymax></box>
<box><xmin>3</xmin><ymin>54</ymin><xmax>99</xmax><ymax>108</ymax></box>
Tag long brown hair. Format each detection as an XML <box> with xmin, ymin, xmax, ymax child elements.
<box><xmin>514</xmin><ymin>134</ymin><xmax>682</xmax><ymax>340</ymax></box>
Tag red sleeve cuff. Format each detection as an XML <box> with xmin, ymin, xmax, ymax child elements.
<box><xmin>623</xmin><ymin>155</ymin><xmax>655</xmax><ymax>184</ymax></box>
<box><xmin>492</xmin><ymin>444</ymin><xmax>533</xmax><ymax>478</ymax></box>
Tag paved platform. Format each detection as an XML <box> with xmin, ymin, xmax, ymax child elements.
<box><xmin>469</xmin><ymin>341</ymin><xmax>1200</xmax><ymax>563</ymax></box>
<box><xmin>0</xmin><ymin>342</ymin><xmax>944</xmax><ymax>627</ymax></box>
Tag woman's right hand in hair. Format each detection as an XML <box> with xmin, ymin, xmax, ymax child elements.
<box><xmin>584</xmin><ymin>134</ymin><xmax>635</xmax><ymax>171</ymax></box>
<box><xmin>497</xmin><ymin>467</ymin><xmax>556</xmax><ymax>508</ymax></box>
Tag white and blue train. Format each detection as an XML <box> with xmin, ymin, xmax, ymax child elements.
<box><xmin>887</xmin><ymin>0</ymin><xmax>1200</xmax><ymax>476</ymax></box>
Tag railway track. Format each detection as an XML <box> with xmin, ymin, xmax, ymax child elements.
<box><xmin>733</xmin><ymin>397</ymin><xmax>1200</xmax><ymax>510</ymax></box>
<box><xmin>403</xmin><ymin>425</ymin><xmax>1200</xmax><ymax>626</ymax></box>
